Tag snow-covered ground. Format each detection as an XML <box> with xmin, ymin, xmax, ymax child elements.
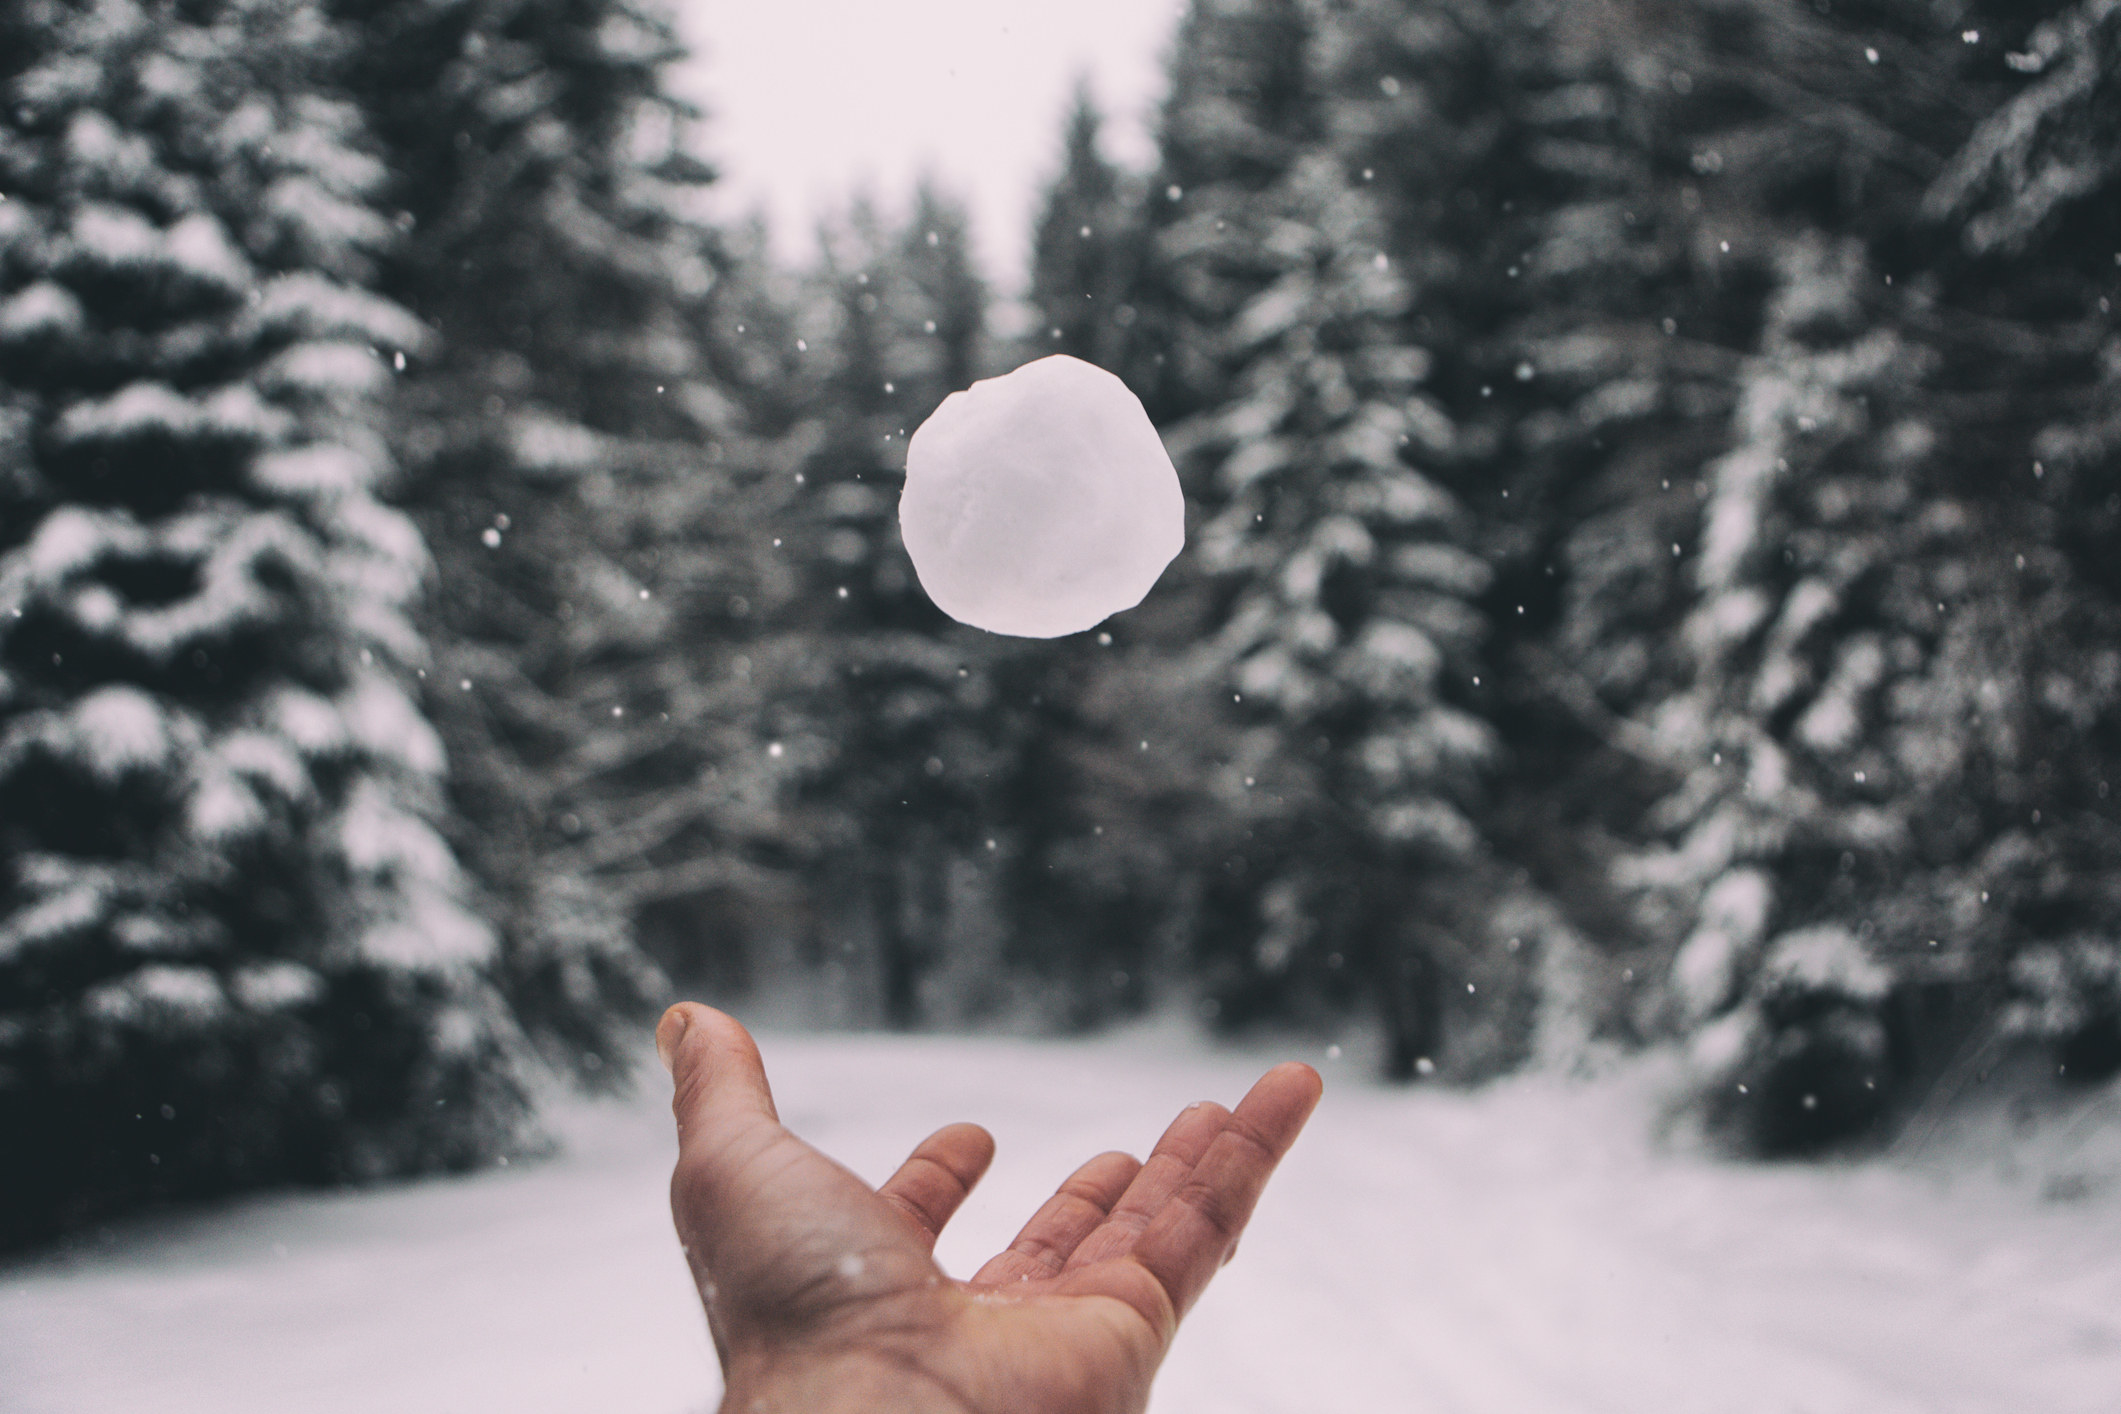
<box><xmin>5</xmin><ymin>1023</ymin><xmax>2119</xmax><ymax>1414</ymax></box>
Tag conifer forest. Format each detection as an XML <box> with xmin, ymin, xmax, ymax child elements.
<box><xmin>3</xmin><ymin>0</ymin><xmax>2119</xmax><ymax>1256</ymax></box>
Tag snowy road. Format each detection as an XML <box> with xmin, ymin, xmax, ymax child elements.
<box><xmin>3</xmin><ymin>1025</ymin><xmax>2118</xmax><ymax>1413</ymax></box>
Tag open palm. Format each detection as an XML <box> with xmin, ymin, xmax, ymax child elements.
<box><xmin>658</xmin><ymin>1004</ymin><xmax>1322</xmax><ymax>1414</ymax></box>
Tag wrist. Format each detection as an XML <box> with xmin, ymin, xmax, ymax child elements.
<box><xmin>720</xmin><ymin>1351</ymin><xmax>978</xmax><ymax>1414</ymax></box>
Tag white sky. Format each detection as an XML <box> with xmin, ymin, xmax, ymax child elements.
<box><xmin>665</xmin><ymin>0</ymin><xmax>1188</xmax><ymax>294</ymax></box>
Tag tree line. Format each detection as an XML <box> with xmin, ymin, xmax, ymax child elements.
<box><xmin>2</xmin><ymin>0</ymin><xmax>2116</xmax><ymax>1245</ymax></box>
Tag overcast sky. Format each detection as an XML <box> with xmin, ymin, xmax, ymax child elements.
<box><xmin>667</xmin><ymin>0</ymin><xmax>1187</xmax><ymax>294</ymax></box>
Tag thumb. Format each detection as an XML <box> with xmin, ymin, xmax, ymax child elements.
<box><xmin>660</xmin><ymin>1003</ymin><xmax>779</xmax><ymax>1153</ymax></box>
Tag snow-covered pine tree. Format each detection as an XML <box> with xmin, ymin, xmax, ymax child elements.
<box><xmin>0</xmin><ymin>0</ymin><xmax>520</xmax><ymax>1245</ymax></box>
<box><xmin>1120</xmin><ymin>0</ymin><xmax>1323</xmax><ymax>429</ymax></box>
<box><xmin>1249</xmin><ymin>0</ymin><xmax>1701</xmax><ymax>1065</ymax></box>
<box><xmin>1624</xmin><ymin>234</ymin><xmax>1921</xmax><ymax>1150</ymax></box>
<box><xmin>1621</xmin><ymin>0</ymin><xmax>2121</xmax><ymax>1148</ymax></box>
<box><xmin>1027</xmin><ymin>81</ymin><xmax>1131</xmax><ymax>371</ymax></box>
<box><xmin>1180</xmin><ymin>146</ymin><xmax>1501</xmax><ymax>1075</ymax></box>
<box><xmin>332</xmin><ymin>0</ymin><xmax>751</xmax><ymax>1073</ymax></box>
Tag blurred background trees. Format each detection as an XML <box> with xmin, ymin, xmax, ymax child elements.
<box><xmin>4</xmin><ymin>0</ymin><xmax>2119</xmax><ymax>1243</ymax></box>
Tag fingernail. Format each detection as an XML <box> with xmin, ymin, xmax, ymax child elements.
<box><xmin>655</xmin><ymin>1006</ymin><xmax>688</xmax><ymax>1075</ymax></box>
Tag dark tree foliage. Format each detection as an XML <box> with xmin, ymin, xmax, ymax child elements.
<box><xmin>323</xmin><ymin>0</ymin><xmax>762</xmax><ymax>1078</ymax></box>
<box><xmin>1933</xmin><ymin>0</ymin><xmax>2121</xmax><ymax>1088</ymax></box>
<box><xmin>981</xmin><ymin>636</ymin><xmax>1189</xmax><ymax>1028</ymax></box>
<box><xmin>746</xmin><ymin>188</ymin><xmax>1019</xmax><ymax>1028</ymax></box>
<box><xmin>0</xmin><ymin>0</ymin><xmax>522</xmax><ymax>1246</ymax></box>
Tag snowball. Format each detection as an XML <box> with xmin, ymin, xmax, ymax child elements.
<box><xmin>899</xmin><ymin>355</ymin><xmax>1182</xmax><ymax>639</ymax></box>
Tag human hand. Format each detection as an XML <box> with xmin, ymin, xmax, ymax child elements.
<box><xmin>656</xmin><ymin>1003</ymin><xmax>1322</xmax><ymax>1414</ymax></box>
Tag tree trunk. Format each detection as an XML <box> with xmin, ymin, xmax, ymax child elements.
<box><xmin>871</xmin><ymin>851</ymin><xmax>932</xmax><ymax>1031</ymax></box>
<box><xmin>1380</xmin><ymin>936</ymin><xmax>1444</xmax><ymax>1082</ymax></box>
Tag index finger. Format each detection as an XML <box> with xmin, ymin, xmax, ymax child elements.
<box><xmin>1128</xmin><ymin>1062</ymin><xmax>1322</xmax><ymax>1320</ymax></box>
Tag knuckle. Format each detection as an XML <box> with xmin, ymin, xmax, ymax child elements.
<box><xmin>1173</xmin><ymin>1176</ymin><xmax>1242</xmax><ymax>1242</ymax></box>
<box><xmin>1012</xmin><ymin>1234</ymin><xmax>1067</xmax><ymax>1272</ymax></box>
<box><xmin>1057</xmin><ymin>1176</ymin><xmax>1116</xmax><ymax>1209</ymax></box>
<box><xmin>1222</xmin><ymin>1114</ymin><xmax>1279</xmax><ymax>1164</ymax></box>
<box><xmin>916</xmin><ymin>1153</ymin><xmax>971</xmax><ymax>1195</ymax></box>
<box><xmin>885</xmin><ymin>1190</ymin><xmax>938</xmax><ymax>1233</ymax></box>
